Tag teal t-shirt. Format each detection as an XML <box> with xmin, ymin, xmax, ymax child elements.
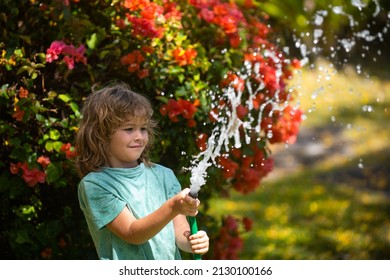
<box><xmin>78</xmin><ymin>163</ymin><xmax>182</xmax><ymax>260</ymax></box>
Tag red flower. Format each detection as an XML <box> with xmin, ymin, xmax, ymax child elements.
<box><xmin>37</xmin><ymin>156</ymin><xmax>51</xmax><ymax>169</ymax></box>
<box><xmin>10</xmin><ymin>162</ymin><xmax>20</xmax><ymax>174</ymax></box>
<box><xmin>229</xmin><ymin>33</ymin><xmax>241</xmax><ymax>48</ymax></box>
<box><xmin>230</xmin><ymin>148</ymin><xmax>241</xmax><ymax>159</ymax></box>
<box><xmin>41</xmin><ymin>247</ymin><xmax>52</xmax><ymax>259</ymax></box>
<box><xmin>195</xmin><ymin>133</ymin><xmax>208</xmax><ymax>151</ymax></box>
<box><xmin>172</xmin><ymin>47</ymin><xmax>197</xmax><ymax>66</ymax></box>
<box><xmin>140</xmin><ymin>2</ymin><xmax>164</xmax><ymax>20</ymax></box>
<box><xmin>217</xmin><ymin>155</ymin><xmax>239</xmax><ymax>179</ymax></box>
<box><xmin>208</xmin><ymin>107</ymin><xmax>219</xmax><ymax>123</ymax></box>
<box><xmin>163</xmin><ymin>2</ymin><xmax>182</xmax><ymax>20</ymax></box>
<box><xmin>262</xmin><ymin>105</ymin><xmax>303</xmax><ymax>144</ymax></box>
<box><xmin>199</xmin><ymin>8</ymin><xmax>214</xmax><ymax>22</ymax></box>
<box><xmin>141</xmin><ymin>45</ymin><xmax>154</xmax><ymax>54</ymax></box>
<box><xmin>211</xmin><ymin>215</ymin><xmax>244</xmax><ymax>259</ymax></box>
<box><xmin>11</xmin><ymin>162</ymin><xmax>46</xmax><ymax>187</ymax></box>
<box><xmin>192</xmin><ymin>1</ymin><xmax>245</xmax><ymax>47</ymax></box>
<box><xmin>137</xmin><ymin>68</ymin><xmax>149</xmax><ymax>79</ymax></box>
<box><xmin>236</xmin><ymin>104</ymin><xmax>248</xmax><ymax>120</ymax></box>
<box><xmin>21</xmin><ymin>167</ymin><xmax>46</xmax><ymax>187</ymax></box>
<box><xmin>61</xmin><ymin>143</ymin><xmax>77</xmax><ymax>159</ymax></box>
<box><xmin>126</xmin><ymin>15</ymin><xmax>164</xmax><ymax>39</ymax></box>
<box><xmin>58</xmin><ymin>237</ymin><xmax>67</xmax><ymax>248</ymax></box>
<box><xmin>19</xmin><ymin>87</ymin><xmax>29</xmax><ymax>98</ymax></box>
<box><xmin>12</xmin><ymin>106</ymin><xmax>25</xmax><ymax>122</ymax></box>
<box><xmin>220</xmin><ymin>72</ymin><xmax>244</xmax><ymax>91</ymax></box>
<box><xmin>160</xmin><ymin>99</ymin><xmax>199</xmax><ymax>126</ymax></box>
<box><xmin>115</xmin><ymin>18</ymin><xmax>126</xmax><ymax>29</ymax></box>
<box><xmin>226</xmin><ymin>142</ymin><xmax>274</xmax><ymax>194</ymax></box>
<box><xmin>187</xmin><ymin>119</ymin><xmax>196</xmax><ymax>127</ymax></box>
<box><xmin>291</xmin><ymin>58</ymin><xmax>301</xmax><ymax>69</ymax></box>
<box><xmin>243</xmin><ymin>217</ymin><xmax>253</xmax><ymax>232</ymax></box>
<box><xmin>121</xmin><ymin>50</ymin><xmax>151</xmax><ymax>78</ymax></box>
<box><xmin>120</xmin><ymin>50</ymin><xmax>145</xmax><ymax>73</ymax></box>
<box><xmin>124</xmin><ymin>0</ymin><xmax>149</xmax><ymax>11</ymax></box>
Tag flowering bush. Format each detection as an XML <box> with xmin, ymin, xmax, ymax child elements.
<box><xmin>0</xmin><ymin>0</ymin><xmax>302</xmax><ymax>259</ymax></box>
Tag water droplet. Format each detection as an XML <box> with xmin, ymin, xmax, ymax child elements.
<box><xmin>362</xmin><ymin>105</ymin><xmax>373</xmax><ymax>112</ymax></box>
<box><xmin>352</xmin><ymin>0</ymin><xmax>367</xmax><ymax>10</ymax></box>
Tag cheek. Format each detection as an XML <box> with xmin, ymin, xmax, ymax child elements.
<box><xmin>143</xmin><ymin>132</ymin><xmax>149</xmax><ymax>142</ymax></box>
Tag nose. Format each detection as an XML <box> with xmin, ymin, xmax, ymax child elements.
<box><xmin>133</xmin><ymin>128</ymin><xmax>145</xmax><ymax>142</ymax></box>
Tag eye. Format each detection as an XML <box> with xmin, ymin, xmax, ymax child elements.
<box><xmin>123</xmin><ymin>127</ymin><xmax>133</xmax><ymax>131</ymax></box>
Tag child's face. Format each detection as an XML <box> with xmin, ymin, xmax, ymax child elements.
<box><xmin>107</xmin><ymin>119</ymin><xmax>149</xmax><ymax>168</ymax></box>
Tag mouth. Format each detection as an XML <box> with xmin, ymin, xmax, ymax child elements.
<box><xmin>129</xmin><ymin>145</ymin><xmax>144</xmax><ymax>149</ymax></box>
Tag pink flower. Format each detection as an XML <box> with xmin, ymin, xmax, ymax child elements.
<box><xmin>199</xmin><ymin>8</ymin><xmax>214</xmax><ymax>22</ymax></box>
<box><xmin>46</xmin><ymin>41</ymin><xmax>66</xmax><ymax>63</ymax></box>
<box><xmin>63</xmin><ymin>56</ymin><xmax>75</xmax><ymax>69</ymax></box>
<box><xmin>46</xmin><ymin>40</ymin><xmax>87</xmax><ymax>69</ymax></box>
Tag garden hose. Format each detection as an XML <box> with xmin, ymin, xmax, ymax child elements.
<box><xmin>188</xmin><ymin>190</ymin><xmax>202</xmax><ymax>260</ymax></box>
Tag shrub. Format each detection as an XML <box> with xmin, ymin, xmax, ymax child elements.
<box><xmin>0</xmin><ymin>0</ymin><xmax>301</xmax><ymax>259</ymax></box>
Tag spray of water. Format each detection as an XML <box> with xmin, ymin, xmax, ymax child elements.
<box><xmin>188</xmin><ymin>0</ymin><xmax>389</xmax><ymax>194</ymax></box>
<box><xmin>189</xmin><ymin>55</ymin><xmax>291</xmax><ymax>195</ymax></box>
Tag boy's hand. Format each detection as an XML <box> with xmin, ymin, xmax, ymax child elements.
<box><xmin>172</xmin><ymin>188</ymin><xmax>199</xmax><ymax>216</ymax></box>
<box><xmin>184</xmin><ymin>230</ymin><xmax>209</xmax><ymax>255</ymax></box>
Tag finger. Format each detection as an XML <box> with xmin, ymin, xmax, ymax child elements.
<box><xmin>184</xmin><ymin>194</ymin><xmax>198</xmax><ymax>205</ymax></box>
<box><xmin>189</xmin><ymin>230</ymin><xmax>207</xmax><ymax>239</ymax></box>
<box><xmin>181</xmin><ymin>188</ymin><xmax>190</xmax><ymax>198</ymax></box>
<box><xmin>189</xmin><ymin>236</ymin><xmax>209</xmax><ymax>248</ymax></box>
<box><xmin>191</xmin><ymin>242</ymin><xmax>209</xmax><ymax>254</ymax></box>
<box><xmin>186</xmin><ymin>210</ymin><xmax>198</xmax><ymax>217</ymax></box>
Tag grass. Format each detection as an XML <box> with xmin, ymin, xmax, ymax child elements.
<box><xmin>206</xmin><ymin>60</ymin><xmax>390</xmax><ymax>259</ymax></box>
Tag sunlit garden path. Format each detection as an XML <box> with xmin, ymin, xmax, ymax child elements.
<box><xmin>207</xmin><ymin>61</ymin><xmax>390</xmax><ymax>259</ymax></box>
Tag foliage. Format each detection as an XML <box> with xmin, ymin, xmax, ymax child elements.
<box><xmin>0</xmin><ymin>0</ymin><xmax>302</xmax><ymax>259</ymax></box>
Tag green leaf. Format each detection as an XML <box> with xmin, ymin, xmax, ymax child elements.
<box><xmin>167</xmin><ymin>66</ymin><xmax>184</xmax><ymax>75</ymax></box>
<box><xmin>58</xmin><ymin>94</ymin><xmax>72</xmax><ymax>103</ymax></box>
<box><xmin>35</xmin><ymin>114</ymin><xmax>45</xmax><ymax>122</ymax></box>
<box><xmin>15</xmin><ymin>229</ymin><xmax>31</xmax><ymax>244</ymax></box>
<box><xmin>52</xmin><ymin>141</ymin><xmax>63</xmax><ymax>152</ymax></box>
<box><xmin>45</xmin><ymin>162</ymin><xmax>63</xmax><ymax>184</ymax></box>
<box><xmin>69</xmin><ymin>102</ymin><xmax>80</xmax><ymax>116</ymax></box>
<box><xmin>45</xmin><ymin>141</ymin><xmax>53</xmax><ymax>152</ymax></box>
<box><xmin>16</xmin><ymin>65</ymin><xmax>32</xmax><ymax>75</ymax></box>
<box><xmin>31</xmin><ymin>72</ymin><xmax>38</xmax><ymax>79</ymax></box>
<box><xmin>49</xmin><ymin>129</ymin><xmax>60</xmax><ymax>140</ymax></box>
<box><xmin>47</xmin><ymin>91</ymin><xmax>57</xmax><ymax>99</ymax></box>
<box><xmin>87</xmin><ymin>33</ymin><xmax>98</xmax><ymax>49</ymax></box>
<box><xmin>156</xmin><ymin>96</ymin><xmax>168</xmax><ymax>103</ymax></box>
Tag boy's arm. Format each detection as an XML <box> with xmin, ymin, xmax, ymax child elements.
<box><xmin>173</xmin><ymin>214</ymin><xmax>192</xmax><ymax>252</ymax></box>
<box><xmin>107</xmin><ymin>188</ymin><xmax>198</xmax><ymax>245</ymax></box>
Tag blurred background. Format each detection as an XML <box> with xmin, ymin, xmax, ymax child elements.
<box><xmin>209</xmin><ymin>0</ymin><xmax>390</xmax><ymax>259</ymax></box>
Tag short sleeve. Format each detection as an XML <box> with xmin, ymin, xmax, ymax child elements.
<box><xmin>78</xmin><ymin>179</ymin><xmax>126</xmax><ymax>230</ymax></box>
<box><xmin>165</xmin><ymin>168</ymin><xmax>182</xmax><ymax>199</ymax></box>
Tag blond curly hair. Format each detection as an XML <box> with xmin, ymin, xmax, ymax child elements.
<box><xmin>74</xmin><ymin>82</ymin><xmax>157</xmax><ymax>178</ymax></box>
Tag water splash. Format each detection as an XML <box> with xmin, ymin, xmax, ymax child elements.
<box><xmin>188</xmin><ymin>0</ymin><xmax>389</xmax><ymax>194</ymax></box>
<box><xmin>188</xmin><ymin>54</ymin><xmax>291</xmax><ymax>194</ymax></box>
